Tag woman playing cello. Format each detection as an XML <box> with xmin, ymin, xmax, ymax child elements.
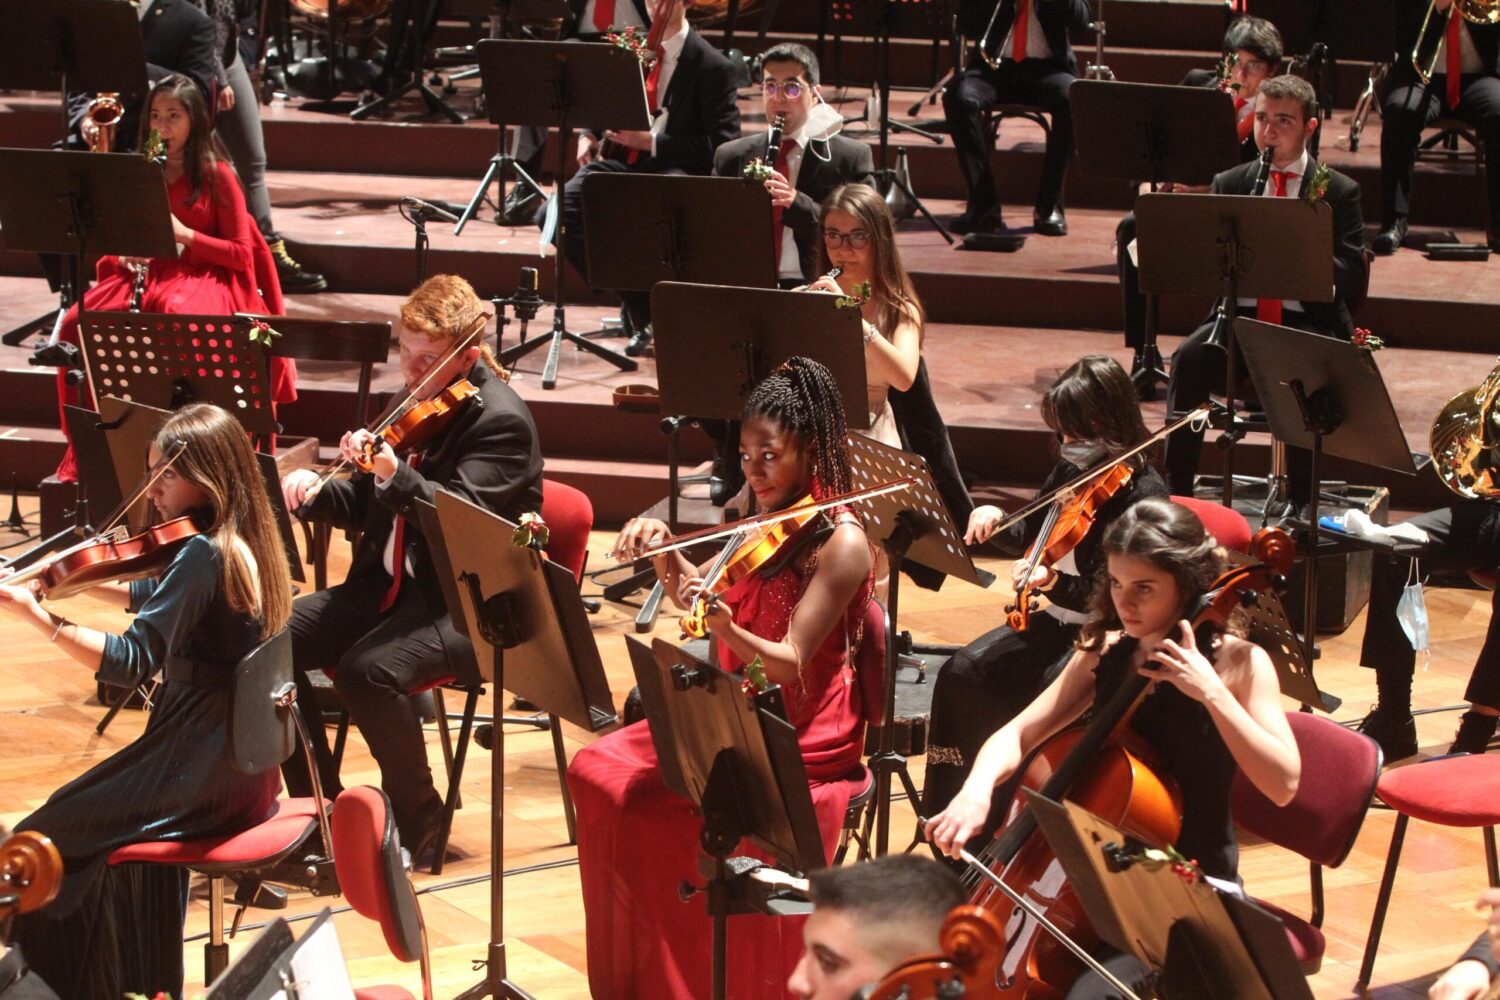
<box><xmin>927</xmin><ymin>496</ymin><xmax>1301</xmax><ymax>999</ymax></box>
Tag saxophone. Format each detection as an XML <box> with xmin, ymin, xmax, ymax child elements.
<box><xmin>84</xmin><ymin>93</ymin><xmax>124</xmax><ymax>153</ymax></box>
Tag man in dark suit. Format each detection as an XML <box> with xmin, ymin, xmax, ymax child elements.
<box><xmin>279</xmin><ymin>275</ymin><xmax>543</xmax><ymax>862</ymax></box>
<box><xmin>1162</xmin><ymin>74</ymin><xmax>1367</xmax><ymax>509</ymax></box>
<box><xmin>553</xmin><ymin>0</ymin><xmax>739</xmax><ymax>355</ymax></box>
<box><xmin>1375</xmin><ymin>0</ymin><xmax>1500</xmax><ymax>253</ymax></box>
<box><xmin>944</xmin><ymin>0</ymin><xmax>1093</xmax><ymax>236</ymax></box>
<box><xmin>712</xmin><ymin>43</ymin><xmax>874</xmax><ymax>285</ymax></box>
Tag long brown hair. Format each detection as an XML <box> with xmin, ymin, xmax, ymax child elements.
<box><xmin>152</xmin><ymin>404</ymin><xmax>292</xmax><ymax>638</ymax></box>
<box><xmin>138</xmin><ymin>74</ymin><xmax>233</xmax><ymax>204</ymax></box>
<box><xmin>1041</xmin><ymin>355</ymin><xmax>1153</xmax><ymax>462</ymax></box>
<box><xmin>1076</xmin><ymin>497</ymin><xmax>1224</xmax><ymax>651</ymax></box>
<box><xmin>817</xmin><ymin>184</ymin><xmax>926</xmax><ymax>345</ymax></box>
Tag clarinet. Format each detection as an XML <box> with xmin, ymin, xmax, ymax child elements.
<box><xmin>764</xmin><ymin>112</ymin><xmax>787</xmax><ymax>172</ymax></box>
<box><xmin>1250</xmin><ymin>146</ymin><xmax>1274</xmax><ymax>196</ymax></box>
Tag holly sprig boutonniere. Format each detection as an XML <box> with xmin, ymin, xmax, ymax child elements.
<box><xmin>511</xmin><ymin>511</ymin><xmax>550</xmax><ymax>551</ymax></box>
<box><xmin>835</xmin><ymin>281</ymin><xmax>872</xmax><ymax>310</ymax></box>
<box><xmin>1215</xmin><ymin>52</ymin><xmax>1240</xmax><ymax>94</ymax></box>
<box><xmin>742</xmin><ymin>157</ymin><xmax>773</xmax><ymax>184</ymax></box>
<box><xmin>1303</xmin><ymin>162</ymin><xmax>1332</xmax><ymax>205</ymax></box>
<box><xmin>605</xmin><ymin>25</ymin><xmax>648</xmax><ymax>62</ymax></box>
<box><xmin>142</xmin><ymin>128</ymin><xmax>167</xmax><ymax>166</ymax></box>
<box><xmin>1352</xmin><ymin>327</ymin><xmax>1385</xmax><ymax>351</ymax></box>
<box><xmin>740</xmin><ymin>655</ymin><xmax>770</xmax><ymax>696</ymax></box>
<box><xmin>247</xmin><ymin>318</ymin><xmax>281</xmax><ymax>348</ymax></box>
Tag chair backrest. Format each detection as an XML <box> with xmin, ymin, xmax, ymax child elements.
<box><xmin>541</xmin><ymin>478</ymin><xmax>594</xmax><ymax>583</ymax></box>
<box><xmin>1172</xmin><ymin>495</ymin><xmax>1252</xmax><ymax>554</ymax></box>
<box><xmin>259</xmin><ymin>315</ymin><xmax>392</xmax><ymax>426</ymax></box>
<box><xmin>854</xmin><ymin>600</ymin><xmax>889</xmax><ymax>728</ymax></box>
<box><xmin>1230</xmin><ymin>711</ymin><xmax>1382</xmax><ymax>868</ymax></box>
<box><xmin>227</xmin><ymin>629</ymin><xmax>296</xmax><ymax>776</ymax></box>
<box><xmin>331</xmin><ymin>787</ymin><xmax>427</xmax><ymax>966</ymax></box>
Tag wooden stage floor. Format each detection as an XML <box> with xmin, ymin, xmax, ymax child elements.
<box><xmin>0</xmin><ymin>505</ymin><xmax>1496</xmax><ymax>999</ymax></box>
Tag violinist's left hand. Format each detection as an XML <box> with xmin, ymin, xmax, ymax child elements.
<box><xmin>341</xmin><ymin>429</ymin><xmax>398</xmax><ymax>481</ymax></box>
<box><xmin>701</xmin><ymin>594</ymin><xmax>734</xmax><ymax>635</ymax></box>
<box><xmin>763</xmin><ymin>168</ymin><xmax>795</xmax><ymax>209</ymax></box>
<box><xmin>603</xmin><ymin>129</ymin><xmax>653</xmax><ymax>152</ymax></box>
<box><xmin>1140</xmin><ymin>621</ymin><xmax>1224</xmax><ymax>704</ymax></box>
<box><xmin>0</xmin><ymin>579</ymin><xmax>42</xmax><ymax>613</ymax></box>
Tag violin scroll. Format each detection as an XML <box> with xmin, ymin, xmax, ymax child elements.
<box><xmin>859</xmin><ymin>905</ymin><xmax>1005</xmax><ymax>1000</ymax></box>
<box><xmin>0</xmin><ymin>830</ymin><xmax>63</xmax><ymax>919</ymax></box>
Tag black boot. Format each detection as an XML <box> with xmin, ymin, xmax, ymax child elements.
<box><xmin>1357</xmin><ymin>704</ymin><xmax>1418</xmax><ymax>761</ymax></box>
<box><xmin>1450</xmin><ymin>710</ymin><xmax>1499</xmax><ymax>755</ymax></box>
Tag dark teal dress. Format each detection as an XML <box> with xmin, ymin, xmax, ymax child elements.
<box><xmin>14</xmin><ymin>535</ymin><xmax>279</xmax><ymax>1000</ymax></box>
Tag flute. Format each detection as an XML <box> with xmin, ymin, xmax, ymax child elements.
<box><xmin>792</xmin><ymin>266</ymin><xmax>842</xmax><ymax>293</ymax></box>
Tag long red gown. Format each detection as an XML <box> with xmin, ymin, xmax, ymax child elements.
<box><xmin>568</xmin><ymin>550</ymin><xmax>873</xmax><ymax>999</ymax></box>
<box><xmin>53</xmin><ymin>159</ymin><xmax>297</xmax><ymax>482</ymax></box>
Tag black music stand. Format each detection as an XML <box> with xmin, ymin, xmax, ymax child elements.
<box><xmin>1070</xmin><ymin>81</ymin><xmax>1241</xmax><ymax>399</ymax></box>
<box><xmin>626</xmin><ymin>636</ymin><xmax>825</xmax><ymax>1000</ymax></box>
<box><xmin>583</xmin><ymin>175</ymin><xmax>777</xmax><ymax>293</ymax></box>
<box><xmin>1134</xmin><ymin>193</ymin><xmax>1332</xmax><ymax>508</ymax></box>
<box><xmin>1236</xmin><ymin>320</ymin><xmax>1416</xmax><ymax>681</ymax></box>
<box><xmin>844</xmin><ymin>434</ymin><xmax>990</xmax><ymax>856</ymax></box>
<box><xmin>0</xmin><ymin>150</ymin><xmax>175</xmax><ymax>372</ymax></box>
<box><xmin>476</xmin><ymin>38</ymin><xmax>648</xmax><ymax>390</ymax></box>
<box><xmin>432</xmin><ymin>490</ymin><xmax>616</xmax><ymax>1000</ymax></box>
<box><xmin>1028</xmin><ymin>794</ymin><xmax>1314</xmax><ymax>1000</ymax></box>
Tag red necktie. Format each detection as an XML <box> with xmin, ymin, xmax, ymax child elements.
<box><xmin>379</xmin><ymin>515</ymin><xmax>405</xmax><ymax>613</ymax></box>
<box><xmin>1447</xmin><ymin>10</ymin><xmax>1464</xmax><ymax>110</ymax></box>
<box><xmin>770</xmin><ymin>138</ymin><xmax>797</xmax><ymax>265</ymax></box>
<box><xmin>592</xmin><ymin>0</ymin><xmax>614</xmax><ymax>32</ymax></box>
<box><xmin>1012</xmin><ymin>0</ymin><xmax>1029</xmax><ymax>61</ymax></box>
<box><xmin>1234</xmin><ymin>96</ymin><xmax>1253</xmax><ymax>143</ymax></box>
<box><xmin>625</xmin><ymin>46</ymin><xmax>666</xmax><ymax>166</ymax></box>
<box><xmin>1255</xmin><ymin>170</ymin><xmax>1293</xmax><ymax>325</ymax></box>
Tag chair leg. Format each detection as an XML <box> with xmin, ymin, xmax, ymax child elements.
<box><xmin>551</xmin><ymin>714</ymin><xmax>578</xmax><ymax>845</ymax></box>
<box><xmin>205</xmin><ymin>873</ymin><xmax>229</xmax><ymax>984</ymax></box>
<box><xmin>1357</xmin><ymin>813</ymin><xmax>1410</xmax><ymax>992</ymax></box>
<box><xmin>430</xmin><ymin>686</ymin><xmax>481</xmax><ymax>875</ymax></box>
<box><xmin>1486</xmin><ymin>826</ymin><xmax>1499</xmax><ymax>887</ymax></box>
<box><xmin>331</xmin><ymin>709</ymin><xmax>350</xmax><ymax>772</ymax></box>
<box><xmin>433</xmin><ymin>687</ymin><xmax>461</xmax><ymax>811</ymax></box>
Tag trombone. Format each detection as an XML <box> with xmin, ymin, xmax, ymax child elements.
<box><xmin>1412</xmin><ymin>0</ymin><xmax>1500</xmax><ymax>85</ymax></box>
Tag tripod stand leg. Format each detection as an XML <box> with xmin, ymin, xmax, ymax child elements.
<box><xmin>457</xmin><ymin>155</ymin><xmax>505</xmax><ymax>234</ymax></box>
<box><xmin>886</xmin><ymin>171</ymin><xmax>954</xmax><ymax>244</ymax></box>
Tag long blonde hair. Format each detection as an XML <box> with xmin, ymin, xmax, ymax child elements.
<box><xmin>817</xmin><ymin>183</ymin><xmax>926</xmax><ymax>345</ymax></box>
<box><xmin>152</xmin><ymin>404</ymin><xmax>292</xmax><ymax>638</ymax></box>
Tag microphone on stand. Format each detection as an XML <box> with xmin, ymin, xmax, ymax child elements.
<box><xmin>1250</xmin><ymin>147</ymin><xmax>1275</xmax><ymax>196</ymax></box>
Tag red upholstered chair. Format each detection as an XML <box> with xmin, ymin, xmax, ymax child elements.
<box><xmin>107</xmin><ymin>630</ymin><xmax>337</xmax><ymax>985</ymax></box>
<box><xmin>331</xmin><ymin>787</ymin><xmax>433</xmax><ymax>1000</ymax></box>
<box><xmin>1229</xmin><ymin>712</ymin><xmax>1382</xmax><ymax>974</ymax></box>
<box><xmin>838</xmin><ymin>600</ymin><xmax>888</xmax><ymax>865</ymax></box>
<box><xmin>1172</xmin><ymin>495</ymin><xmax>1253</xmax><ymax>554</ymax></box>
<box><xmin>1356</xmin><ymin>753</ymin><xmax>1500</xmax><ymax>991</ymax></box>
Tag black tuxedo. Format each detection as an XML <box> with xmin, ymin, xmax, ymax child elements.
<box><xmin>283</xmin><ymin>363</ymin><xmax>544</xmax><ymax>847</ymax></box>
<box><xmin>942</xmin><ymin>0</ymin><xmax>1093</xmax><ymax>218</ymax></box>
<box><xmin>560</xmin><ymin>27</ymin><xmax>740</xmax><ymax>325</ymax></box>
<box><xmin>712</xmin><ymin>132</ymin><xmax>875</xmax><ymax>280</ymax></box>
<box><xmin>1381</xmin><ymin>0</ymin><xmax>1500</xmax><ymax>233</ymax></box>
<box><xmin>1162</xmin><ymin>155</ymin><xmax>1367</xmax><ymax>501</ymax></box>
<box><xmin>565</xmin><ymin>0</ymin><xmax>652</xmax><ymax>36</ymax></box>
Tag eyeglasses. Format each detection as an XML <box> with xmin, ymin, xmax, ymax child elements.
<box><xmin>821</xmin><ymin>228</ymin><xmax>871</xmax><ymax>249</ymax></box>
<box><xmin>1237</xmin><ymin>58</ymin><xmax>1269</xmax><ymax>74</ymax></box>
<box><xmin>762</xmin><ymin>80</ymin><xmax>806</xmax><ymax>100</ymax></box>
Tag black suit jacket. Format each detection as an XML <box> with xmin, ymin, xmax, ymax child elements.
<box><xmin>304</xmin><ymin>363</ymin><xmax>545</xmax><ymax>672</ymax></box>
<box><xmin>566</xmin><ymin>0</ymin><xmax>653</xmax><ymax>36</ymax></box>
<box><xmin>712</xmin><ymin>133</ymin><xmax>875</xmax><ymax>279</ymax></box>
<box><xmin>965</xmin><ymin>0</ymin><xmax>1093</xmax><ymax>75</ymax></box>
<box><xmin>1208</xmin><ymin>157</ymin><xmax>1366</xmax><ymax>336</ymax></box>
<box><xmin>1393</xmin><ymin>0</ymin><xmax>1500</xmax><ymax>79</ymax></box>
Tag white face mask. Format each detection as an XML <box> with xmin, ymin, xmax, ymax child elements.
<box><xmin>1395</xmin><ymin>558</ymin><xmax>1430</xmax><ymax>670</ymax></box>
<box><xmin>803</xmin><ymin>101</ymin><xmax>844</xmax><ymax>144</ymax></box>
<box><xmin>1059</xmin><ymin>440</ymin><xmax>1108</xmax><ymax>469</ymax></box>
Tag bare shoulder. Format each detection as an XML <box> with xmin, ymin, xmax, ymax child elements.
<box><xmin>816</xmin><ymin>520</ymin><xmax>873</xmax><ymax>577</ymax></box>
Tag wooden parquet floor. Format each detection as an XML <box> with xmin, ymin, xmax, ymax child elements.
<box><xmin>1</xmin><ymin>507</ymin><xmax>1495</xmax><ymax>999</ymax></box>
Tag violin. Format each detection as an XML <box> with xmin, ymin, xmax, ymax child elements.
<box><xmin>354</xmin><ymin>378</ymin><xmax>479</xmax><ymax>472</ymax></box>
<box><xmin>5</xmin><ymin>517</ymin><xmax>201</xmax><ymax>602</ymax></box>
<box><xmin>1007</xmin><ymin>462</ymin><xmax>1134</xmax><ymax>632</ymax></box>
<box><xmin>0</xmin><ymin>830</ymin><xmax>63</xmax><ymax>922</ymax></box>
<box><xmin>679</xmin><ymin>495</ymin><xmax>824</xmax><ymax>638</ymax></box>
<box><xmin>959</xmin><ymin>527</ymin><xmax>1295</xmax><ymax>997</ymax></box>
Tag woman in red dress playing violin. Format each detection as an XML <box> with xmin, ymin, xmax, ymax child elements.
<box><xmin>579</xmin><ymin>357</ymin><xmax>876</xmax><ymax>999</ymax></box>
<box><xmin>926</xmin><ymin>496</ymin><xmax>1301</xmax><ymax>999</ymax></box>
<box><xmin>53</xmin><ymin>73</ymin><xmax>297</xmax><ymax>483</ymax></box>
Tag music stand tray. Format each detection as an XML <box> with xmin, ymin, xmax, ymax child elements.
<box><xmin>650</xmin><ymin>282</ymin><xmax>870</xmax><ymax>430</ymax></box>
<box><xmin>583</xmin><ymin>175</ymin><xmax>776</xmax><ymax>292</ymax></box>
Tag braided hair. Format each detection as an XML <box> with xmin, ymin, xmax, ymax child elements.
<box><xmin>742</xmin><ymin>356</ymin><xmax>854</xmax><ymax>502</ymax></box>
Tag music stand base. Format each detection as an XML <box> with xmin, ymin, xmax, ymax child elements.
<box><xmin>497</xmin><ymin>312</ymin><xmax>638</xmax><ymax>390</ymax></box>
<box><xmin>874</xmin><ymin>169</ymin><xmax>953</xmax><ymax>244</ymax></box>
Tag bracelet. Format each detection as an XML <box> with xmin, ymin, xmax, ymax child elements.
<box><xmin>862</xmin><ymin>321</ymin><xmax>878</xmax><ymax>344</ymax></box>
<box><xmin>49</xmin><ymin>618</ymin><xmax>69</xmax><ymax>644</ymax></box>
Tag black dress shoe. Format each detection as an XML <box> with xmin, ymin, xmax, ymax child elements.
<box><xmin>625</xmin><ymin>328</ymin><xmax>653</xmax><ymax>357</ymax></box>
<box><xmin>1372</xmin><ymin>219</ymin><xmax>1408</xmax><ymax>255</ymax></box>
<box><xmin>1356</xmin><ymin>704</ymin><xmax>1418</xmax><ymax>761</ymax></box>
<box><xmin>1032</xmin><ymin>207</ymin><xmax>1068</xmax><ymax>237</ymax></box>
<box><xmin>500</xmin><ymin>185</ymin><xmax>542</xmax><ymax>226</ymax></box>
<box><xmin>949</xmin><ymin>210</ymin><xmax>1003</xmax><ymax>236</ymax></box>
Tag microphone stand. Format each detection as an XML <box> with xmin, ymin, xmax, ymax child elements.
<box><xmin>400</xmin><ymin>196</ymin><xmax>461</xmax><ymax>286</ymax></box>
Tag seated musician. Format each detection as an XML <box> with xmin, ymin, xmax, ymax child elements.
<box><xmin>944</xmin><ymin>0</ymin><xmax>1093</xmax><ymax>236</ymax></box>
<box><xmin>554</xmin><ymin>0</ymin><xmax>740</xmax><ymax>357</ymax></box>
<box><xmin>1356</xmin><ymin>495</ymin><xmax>1500</xmax><ymax>760</ymax></box>
<box><xmin>927</xmin><ymin>496</ymin><xmax>1301</xmax><ymax>999</ymax></box>
<box><xmin>1117</xmin><ymin>16</ymin><xmax>1284</xmax><ymax>377</ymax></box>
<box><xmin>787</xmin><ymin>854</ymin><xmax>966</xmax><ymax>1000</ymax></box>
<box><xmin>574</xmin><ymin>357</ymin><xmax>876</xmax><ymax>999</ymax></box>
<box><xmin>1162</xmin><ymin>74</ymin><xmax>1366</xmax><ymax>513</ymax></box>
<box><xmin>278</xmin><ymin>274</ymin><xmax>543</xmax><ymax>865</ymax></box>
<box><xmin>924</xmin><ymin>355</ymin><xmax>1167</xmax><ymax>828</ymax></box>
<box><xmin>1430</xmin><ymin>889</ymin><xmax>1500</xmax><ymax>999</ymax></box>
<box><xmin>0</xmin><ymin>404</ymin><xmax>293</xmax><ymax>1000</ymax></box>
<box><xmin>713</xmin><ymin>43</ymin><xmax>875</xmax><ymax>287</ymax></box>
<box><xmin>1375</xmin><ymin>0</ymin><xmax>1500</xmax><ymax>254</ymax></box>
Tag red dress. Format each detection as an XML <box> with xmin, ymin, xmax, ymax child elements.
<box><xmin>568</xmin><ymin>550</ymin><xmax>872</xmax><ymax>999</ymax></box>
<box><xmin>53</xmin><ymin>160</ymin><xmax>297</xmax><ymax>481</ymax></box>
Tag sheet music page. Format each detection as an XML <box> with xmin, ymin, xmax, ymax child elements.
<box><xmin>282</xmin><ymin>910</ymin><xmax>356</xmax><ymax>1000</ymax></box>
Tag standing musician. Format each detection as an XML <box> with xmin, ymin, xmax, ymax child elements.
<box><xmin>555</xmin><ymin>0</ymin><xmax>740</xmax><ymax>357</ymax></box>
<box><xmin>1</xmin><ymin>404</ymin><xmax>293</xmax><ymax>1000</ymax></box>
<box><xmin>1429</xmin><ymin>889</ymin><xmax>1500</xmax><ymax>999</ymax></box>
<box><xmin>927</xmin><ymin>496</ymin><xmax>1301</xmax><ymax>998</ymax></box>
<box><xmin>1375</xmin><ymin>0</ymin><xmax>1500</xmax><ymax>254</ymax></box>
<box><xmin>278</xmin><ymin>274</ymin><xmax>543</xmax><ymax>864</ymax></box>
<box><xmin>944</xmin><ymin>0</ymin><xmax>1094</xmax><ymax>237</ymax></box>
<box><xmin>1116</xmin><ymin>16</ymin><xmax>1284</xmax><ymax>373</ymax></box>
<box><xmin>924</xmin><ymin>355</ymin><xmax>1167</xmax><ymax>829</ymax></box>
<box><xmin>1162</xmin><ymin>74</ymin><xmax>1366</xmax><ymax>511</ymax></box>
<box><xmin>574</xmin><ymin>357</ymin><xmax>877</xmax><ymax>999</ymax></box>
<box><xmin>713</xmin><ymin>43</ymin><xmax>875</xmax><ymax>286</ymax></box>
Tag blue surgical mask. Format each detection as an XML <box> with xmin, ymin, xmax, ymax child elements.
<box><xmin>1395</xmin><ymin>558</ymin><xmax>1430</xmax><ymax>669</ymax></box>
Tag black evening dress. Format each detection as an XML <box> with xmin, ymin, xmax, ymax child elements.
<box><xmin>12</xmin><ymin>535</ymin><xmax>279</xmax><ymax>1000</ymax></box>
